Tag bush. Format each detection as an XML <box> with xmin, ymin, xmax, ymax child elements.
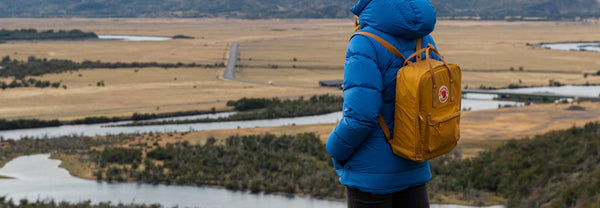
<box><xmin>232</xmin><ymin>97</ymin><xmax>272</xmax><ymax>111</ymax></box>
<box><xmin>146</xmin><ymin>146</ymin><xmax>174</xmax><ymax>160</ymax></box>
<box><xmin>0</xmin><ymin>55</ymin><xmax>215</xmax><ymax>79</ymax></box>
<box><xmin>91</xmin><ymin>133</ymin><xmax>345</xmax><ymax>199</ymax></box>
<box><xmin>429</xmin><ymin>122</ymin><xmax>600</xmax><ymax>207</ymax></box>
<box><xmin>172</xmin><ymin>35</ymin><xmax>194</xmax><ymax>39</ymax></box>
<box><xmin>101</xmin><ymin>148</ymin><xmax>142</xmax><ymax>164</ymax></box>
<box><xmin>0</xmin><ymin>118</ymin><xmax>61</xmax><ymax>130</ymax></box>
<box><xmin>0</xmin><ymin>28</ymin><xmax>97</xmax><ymax>41</ymax></box>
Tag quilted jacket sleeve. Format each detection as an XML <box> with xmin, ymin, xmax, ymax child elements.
<box><xmin>326</xmin><ymin>35</ymin><xmax>383</xmax><ymax>163</ymax></box>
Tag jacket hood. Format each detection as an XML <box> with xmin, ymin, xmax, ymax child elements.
<box><xmin>351</xmin><ymin>0</ymin><xmax>436</xmax><ymax>39</ymax></box>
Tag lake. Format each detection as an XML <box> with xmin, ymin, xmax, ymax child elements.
<box><xmin>0</xmin><ymin>154</ymin><xmax>505</xmax><ymax>208</ymax></box>
<box><xmin>539</xmin><ymin>42</ymin><xmax>600</xmax><ymax>52</ymax></box>
<box><xmin>98</xmin><ymin>35</ymin><xmax>172</xmax><ymax>42</ymax></box>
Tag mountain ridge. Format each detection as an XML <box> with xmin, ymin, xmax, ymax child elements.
<box><xmin>0</xmin><ymin>0</ymin><xmax>598</xmax><ymax>19</ymax></box>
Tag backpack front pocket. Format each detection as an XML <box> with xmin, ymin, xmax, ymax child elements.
<box><xmin>425</xmin><ymin>111</ymin><xmax>460</xmax><ymax>154</ymax></box>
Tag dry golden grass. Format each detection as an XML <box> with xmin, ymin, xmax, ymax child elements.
<box><xmin>0</xmin><ymin>18</ymin><xmax>598</xmax><ymax>124</ymax></box>
<box><xmin>238</xmin><ymin>20</ymin><xmax>600</xmax><ymax>88</ymax></box>
<box><xmin>0</xmin><ymin>18</ymin><xmax>348</xmax><ymax>120</ymax></box>
<box><xmin>236</xmin><ymin>67</ymin><xmax>343</xmax><ymax>87</ymax></box>
<box><xmin>0</xmin><ymin>66</ymin><xmax>340</xmax><ymax>120</ymax></box>
<box><xmin>0</xmin><ymin>18</ymin><xmax>351</xmax><ymax>64</ymax></box>
<box><xmin>433</xmin><ymin>21</ymin><xmax>600</xmax><ymax>72</ymax></box>
<box><xmin>50</xmin><ymin>153</ymin><xmax>96</xmax><ymax>179</ymax></box>
<box><xmin>462</xmin><ymin>71</ymin><xmax>600</xmax><ymax>89</ymax></box>
<box><xmin>459</xmin><ymin>101</ymin><xmax>600</xmax><ymax>157</ymax></box>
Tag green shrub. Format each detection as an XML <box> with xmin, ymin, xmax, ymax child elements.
<box><xmin>101</xmin><ymin>148</ymin><xmax>142</xmax><ymax>164</ymax></box>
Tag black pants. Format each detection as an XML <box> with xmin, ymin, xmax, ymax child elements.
<box><xmin>346</xmin><ymin>184</ymin><xmax>429</xmax><ymax>208</ymax></box>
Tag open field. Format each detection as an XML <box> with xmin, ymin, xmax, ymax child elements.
<box><xmin>240</xmin><ymin>20</ymin><xmax>600</xmax><ymax>87</ymax></box>
<box><xmin>459</xmin><ymin>101</ymin><xmax>600</xmax><ymax>157</ymax></box>
<box><xmin>0</xmin><ymin>18</ymin><xmax>350</xmax><ymax>120</ymax></box>
<box><xmin>0</xmin><ymin>66</ymin><xmax>339</xmax><ymax>120</ymax></box>
<box><xmin>1</xmin><ymin>18</ymin><xmax>600</xmax><ymax>120</ymax></box>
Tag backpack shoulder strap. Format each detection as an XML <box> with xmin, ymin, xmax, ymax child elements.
<box><xmin>378</xmin><ymin>115</ymin><xmax>392</xmax><ymax>143</ymax></box>
<box><xmin>416</xmin><ymin>37</ymin><xmax>422</xmax><ymax>60</ymax></box>
<box><xmin>352</xmin><ymin>32</ymin><xmax>406</xmax><ymax>61</ymax></box>
<box><xmin>350</xmin><ymin>32</ymin><xmax>398</xmax><ymax>142</ymax></box>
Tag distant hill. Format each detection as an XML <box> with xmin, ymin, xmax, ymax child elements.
<box><xmin>431</xmin><ymin>0</ymin><xmax>600</xmax><ymax>20</ymax></box>
<box><xmin>0</xmin><ymin>0</ymin><xmax>356</xmax><ymax>19</ymax></box>
<box><xmin>0</xmin><ymin>0</ymin><xmax>598</xmax><ymax>20</ymax></box>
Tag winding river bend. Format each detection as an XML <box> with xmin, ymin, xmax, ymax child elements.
<box><xmin>0</xmin><ymin>154</ymin><xmax>504</xmax><ymax>208</ymax></box>
<box><xmin>3</xmin><ymin>85</ymin><xmax>599</xmax><ymax>140</ymax></box>
<box><xmin>2</xmin><ymin>85</ymin><xmax>599</xmax><ymax>140</ymax></box>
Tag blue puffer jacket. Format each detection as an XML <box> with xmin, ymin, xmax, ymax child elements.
<box><xmin>326</xmin><ymin>0</ymin><xmax>438</xmax><ymax>194</ymax></box>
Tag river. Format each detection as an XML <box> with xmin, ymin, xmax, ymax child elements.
<box><xmin>0</xmin><ymin>154</ymin><xmax>504</xmax><ymax>208</ymax></box>
<box><xmin>0</xmin><ymin>94</ymin><xmax>530</xmax><ymax>140</ymax></box>
<box><xmin>2</xmin><ymin>85</ymin><xmax>598</xmax><ymax>140</ymax></box>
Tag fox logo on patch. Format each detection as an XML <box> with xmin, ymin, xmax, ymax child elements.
<box><xmin>439</xmin><ymin>85</ymin><xmax>449</xmax><ymax>104</ymax></box>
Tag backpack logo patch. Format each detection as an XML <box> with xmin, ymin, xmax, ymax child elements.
<box><xmin>439</xmin><ymin>85</ymin><xmax>449</xmax><ymax>104</ymax></box>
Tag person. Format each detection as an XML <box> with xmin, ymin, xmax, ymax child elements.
<box><xmin>326</xmin><ymin>0</ymin><xmax>439</xmax><ymax>207</ymax></box>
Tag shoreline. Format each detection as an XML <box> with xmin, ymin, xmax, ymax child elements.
<box><xmin>0</xmin><ymin>35</ymin><xmax>173</xmax><ymax>44</ymax></box>
<box><xmin>47</xmin><ymin>153</ymin><xmax>502</xmax><ymax>207</ymax></box>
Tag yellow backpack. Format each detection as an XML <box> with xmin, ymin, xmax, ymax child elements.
<box><xmin>353</xmin><ymin>32</ymin><xmax>462</xmax><ymax>162</ymax></box>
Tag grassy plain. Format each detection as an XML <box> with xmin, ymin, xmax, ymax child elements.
<box><xmin>1</xmin><ymin>18</ymin><xmax>600</xmax><ymax>120</ymax></box>
<box><xmin>0</xmin><ymin>18</ymin><xmax>348</xmax><ymax>120</ymax></box>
